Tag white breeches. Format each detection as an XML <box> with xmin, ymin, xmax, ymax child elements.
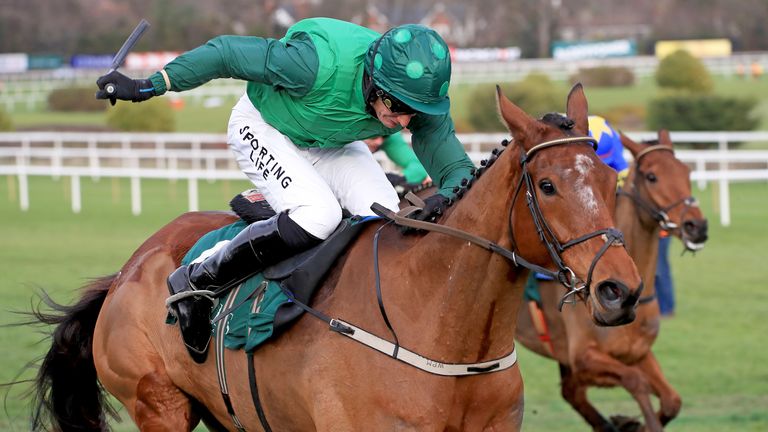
<box><xmin>227</xmin><ymin>94</ymin><xmax>400</xmax><ymax>240</ymax></box>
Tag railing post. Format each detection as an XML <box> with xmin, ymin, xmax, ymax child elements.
<box><xmin>191</xmin><ymin>140</ymin><xmax>201</xmax><ymax>171</ymax></box>
<box><xmin>156</xmin><ymin>137</ymin><xmax>166</xmax><ymax>170</ymax></box>
<box><xmin>718</xmin><ymin>136</ymin><xmax>730</xmax><ymax>227</ymax></box>
<box><xmin>695</xmin><ymin>157</ymin><xmax>706</xmax><ymax>190</ymax></box>
<box><xmin>88</xmin><ymin>137</ymin><xmax>100</xmax><ymax>181</ymax></box>
<box><xmin>130</xmin><ymin>155</ymin><xmax>141</xmax><ymax>216</ymax></box>
<box><xmin>52</xmin><ymin>138</ymin><xmax>62</xmax><ymax>180</ymax></box>
<box><xmin>206</xmin><ymin>155</ymin><xmax>215</xmax><ymax>183</ymax></box>
<box><xmin>15</xmin><ymin>151</ymin><xmax>29</xmax><ymax>211</ymax></box>
<box><xmin>188</xmin><ymin>176</ymin><xmax>199</xmax><ymax>212</ymax></box>
<box><xmin>131</xmin><ymin>175</ymin><xmax>141</xmax><ymax>216</ymax></box>
<box><xmin>18</xmin><ymin>170</ymin><xmax>29</xmax><ymax>211</ymax></box>
<box><xmin>71</xmin><ymin>174</ymin><xmax>81</xmax><ymax>213</ymax></box>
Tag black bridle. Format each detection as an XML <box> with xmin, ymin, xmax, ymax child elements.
<box><xmin>507</xmin><ymin>137</ymin><xmax>626</xmax><ymax>310</ymax></box>
<box><xmin>372</xmin><ymin>135</ymin><xmax>629</xmax><ymax>312</ymax></box>
<box><xmin>617</xmin><ymin>145</ymin><xmax>699</xmax><ymax>239</ymax></box>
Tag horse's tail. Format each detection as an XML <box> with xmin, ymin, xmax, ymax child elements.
<box><xmin>31</xmin><ymin>273</ymin><xmax>119</xmax><ymax>432</ymax></box>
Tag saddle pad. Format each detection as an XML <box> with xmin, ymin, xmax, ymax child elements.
<box><xmin>177</xmin><ymin>216</ymin><xmax>379</xmax><ymax>353</ymax></box>
<box><xmin>211</xmin><ymin>275</ymin><xmax>289</xmax><ymax>352</ymax></box>
<box><xmin>180</xmin><ymin>220</ymin><xmax>291</xmax><ymax>352</ymax></box>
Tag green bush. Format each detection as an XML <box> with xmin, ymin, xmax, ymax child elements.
<box><xmin>106</xmin><ymin>98</ymin><xmax>176</xmax><ymax>132</ymax></box>
<box><xmin>467</xmin><ymin>73</ymin><xmax>564</xmax><ymax>132</ymax></box>
<box><xmin>655</xmin><ymin>49</ymin><xmax>714</xmax><ymax>93</ymax></box>
<box><xmin>48</xmin><ymin>87</ymin><xmax>108</xmax><ymax>112</ymax></box>
<box><xmin>0</xmin><ymin>106</ymin><xmax>12</xmax><ymax>131</ymax></box>
<box><xmin>570</xmin><ymin>66</ymin><xmax>635</xmax><ymax>87</ymax></box>
<box><xmin>647</xmin><ymin>94</ymin><xmax>758</xmax><ymax>147</ymax></box>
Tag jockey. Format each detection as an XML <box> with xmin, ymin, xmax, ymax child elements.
<box><xmin>588</xmin><ymin>115</ymin><xmax>629</xmax><ymax>185</ymax></box>
<box><xmin>95</xmin><ymin>18</ymin><xmax>474</xmax><ymax>362</ymax></box>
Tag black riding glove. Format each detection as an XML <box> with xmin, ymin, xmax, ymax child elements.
<box><xmin>411</xmin><ymin>193</ymin><xmax>451</xmax><ymax>223</ymax></box>
<box><xmin>95</xmin><ymin>71</ymin><xmax>155</xmax><ymax>105</ymax></box>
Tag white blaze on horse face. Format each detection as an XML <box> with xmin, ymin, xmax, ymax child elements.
<box><xmin>574</xmin><ymin>154</ymin><xmax>598</xmax><ymax>216</ymax></box>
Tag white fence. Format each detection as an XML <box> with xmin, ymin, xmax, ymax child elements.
<box><xmin>2</xmin><ymin>131</ymin><xmax>768</xmax><ymax>226</ymax></box>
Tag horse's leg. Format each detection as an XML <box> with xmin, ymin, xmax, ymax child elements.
<box><xmin>94</xmin><ymin>261</ymin><xmax>203</xmax><ymax>431</ymax></box>
<box><xmin>96</xmin><ymin>317</ymin><xmax>202</xmax><ymax>431</ymax></box>
<box><xmin>635</xmin><ymin>352</ymin><xmax>682</xmax><ymax>426</ymax></box>
<box><xmin>572</xmin><ymin>349</ymin><xmax>663</xmax><ymax>432</ymax></box>
<box><xmin>559</xmin><ymin>363</ymin><xmax>618</xmax><ymax>432</ymax></box>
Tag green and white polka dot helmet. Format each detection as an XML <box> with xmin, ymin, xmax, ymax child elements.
<box><xmin>365</xmin><ymin>24</ymin><xmax>451</xmax><ymax>115</ymax></box>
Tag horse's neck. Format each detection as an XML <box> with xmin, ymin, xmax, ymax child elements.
<box><xmin>615</xmin><ymin>185</ymin><xmax>660</xmax><ymax>297</ymax></box>
<box><xmin>398</xmin><ymin>152</ymin><xmax>522</xmax><ymax>360</ymax></box>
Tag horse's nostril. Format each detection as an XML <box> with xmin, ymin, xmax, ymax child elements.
<box><xmin>684</xmin><ymin>220</ymin><xmax>696</xmax><ymax>233</ymax></box>
<box><xmin>685</xmin><ymin>219</ymin><xmax>709</xmax><ymax>243</ymax></box>
<box><xmin>598</xmin><ymin>281</ymin><xmax>622</xmax><ymax>303</ymax></box>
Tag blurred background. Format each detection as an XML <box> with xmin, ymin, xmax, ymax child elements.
<box><xmin>1</xmin><ymin>1</ymin><xmax>766</xmax><ymax>431</ymax></box>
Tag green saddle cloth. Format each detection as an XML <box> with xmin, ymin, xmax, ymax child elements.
<box><xmin>181</xmin><ymin>220</ymin><xmax>290</xmax><ymax>353</ymax></box>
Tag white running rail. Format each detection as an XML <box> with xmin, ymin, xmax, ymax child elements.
<box><xmin>2</xmin><ymin>131</ymin><xmax>767</xmax><ymax>226</ymax></box>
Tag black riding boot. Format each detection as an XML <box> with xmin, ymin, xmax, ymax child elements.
<box><xmin>167</xmin><ymin>212</ymin><xmax>319</xmax><ymax>363</ymax></box>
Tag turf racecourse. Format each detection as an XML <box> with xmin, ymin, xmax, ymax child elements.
<box><xmin>1</xmin><ymin>176</ymin><xmax>766</xmax><ymax>431</ymax></box>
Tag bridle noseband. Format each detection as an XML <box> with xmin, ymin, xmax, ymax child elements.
<box><xmin>509</xmin><ymin>136</ymin><xmax>626</xmax><ymax>310</ymax></box>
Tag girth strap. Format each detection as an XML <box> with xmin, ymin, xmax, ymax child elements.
<box><xmin>214</xmin><ymin>284</ymin><xmax>248</xmax><ymax>431</ymax></box>
<box><xmin>248</xmin><ymin>352</ymin><xmax>272</xmax><ymax>432</ymax></box>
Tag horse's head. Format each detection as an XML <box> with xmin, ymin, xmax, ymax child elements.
<box><xmin>496</xmin><ymin>84</ymin><xmax>643</xmax><ymax>326</ymax></box>
<box><xmin>619</xmin><ymin>131</ymin><xmax>708</xmax><ymax>251</ymax></box>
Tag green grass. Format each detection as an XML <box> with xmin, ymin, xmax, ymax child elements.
<box><xmin>1</xmin><ymin>175</ymin><xmax>766</xmax><ymax>430</ymax></box>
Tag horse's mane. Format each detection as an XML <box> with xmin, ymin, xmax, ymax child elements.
<box><xmin>445</xmin><ymin>141</ymin><xmax>508</xmax><ymax>204</ymax></box>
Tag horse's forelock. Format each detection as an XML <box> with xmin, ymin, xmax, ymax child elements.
<box><xmin>541</xmin><ymin>113</ymin><xmax>575</xmax><ymax>131</ymax></box>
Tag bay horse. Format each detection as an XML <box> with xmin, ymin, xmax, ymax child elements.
<box><xmin>31</xmin><ymin>84</ymin><xmax>643</xmax><ymax>431</ymax></box>
<box><xmin>516</xmin><ymin>130</ymin><xmax>708</xmax><ymax>431</ymax></box>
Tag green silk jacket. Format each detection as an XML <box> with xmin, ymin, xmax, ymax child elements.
<box><xmin>148</xmin><ymin>18</ymin><xmax>473</xmax><ymax>196</ymax></box>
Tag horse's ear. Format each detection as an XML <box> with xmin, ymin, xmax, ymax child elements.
<box><xmin>565</xmin><ymin>83</ymin><xmax>589</xmax><ymax>135</ymax></box>
<box><xmin>658</xmin><ymin>129</ymin><xmax>673</xmax><ymax>148</ymax></box>
<box><xmin>496</xmin><ymin>85</ymin><xmax>537</xmax><ymax>146</ymax></box>
<box><xmin>619</xmin><ymin>131</ymin><xmax>643</xmax><ymax>158</ymax></box>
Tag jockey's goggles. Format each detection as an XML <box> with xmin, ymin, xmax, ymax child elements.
<box><xmin>376</xmin><ymin>88</ymin><xmax>416</xmax><ymax>115</ymax></box>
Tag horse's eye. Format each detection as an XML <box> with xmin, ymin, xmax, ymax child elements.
<box><xmin>645</xmin><ymin>172</ymin><xmax>657</xmax><ymax>183</ymax></box>
<box><xmin>539</xmin><ymin>179</ymin><xmax>556</xmax><ymax>195</ymax></box>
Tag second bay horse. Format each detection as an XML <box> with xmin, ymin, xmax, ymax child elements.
<box><xmin>31</xmin><ymin>84</ymin><xmax>643</xmax><ymax>431</ymax></box>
